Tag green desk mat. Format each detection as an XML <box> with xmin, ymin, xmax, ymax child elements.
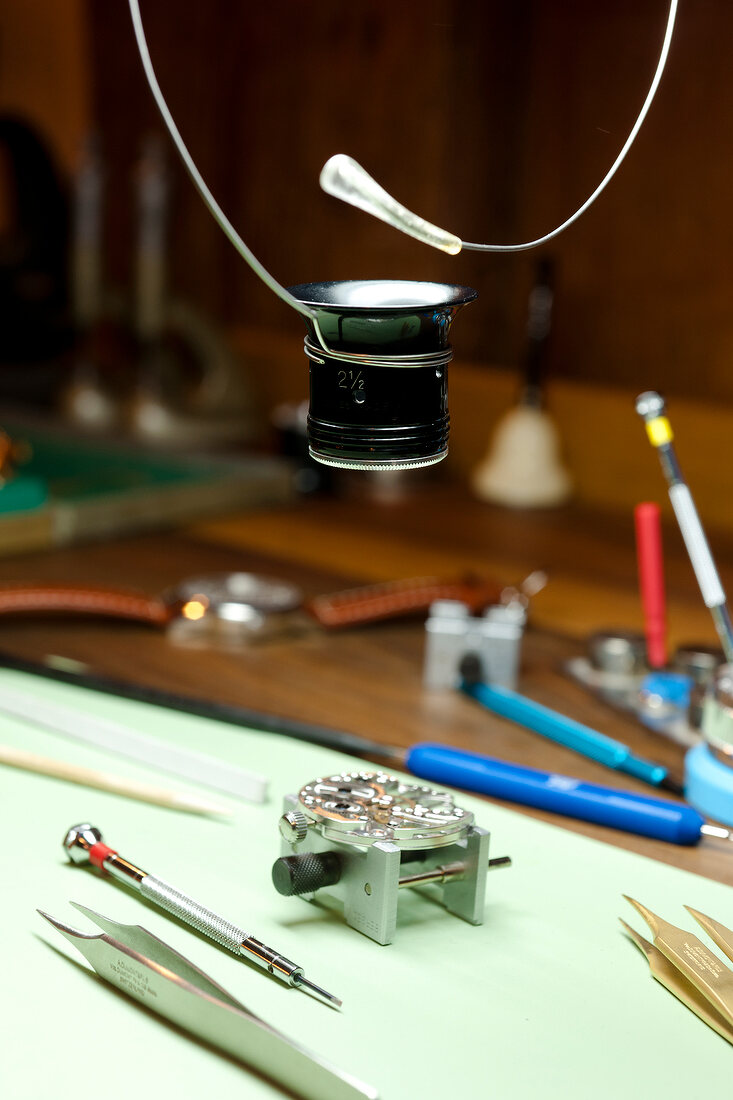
<box><xmin>1</xmin><ymin>667</ymin><xmax>731</xmax><ymax>1098</ymax></box>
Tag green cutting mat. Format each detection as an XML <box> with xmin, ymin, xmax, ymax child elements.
<box><xmin>0</xmin><ymin>423</ymin><xmax>242</xmax><ymax>508</ymax></box>
<box><xmin>0</xmin><ymin>667</ymin><xmax>731</xmax><ymax>1099</ymax></box>
<box><xmin>0</xmin><ymin>422</ymin><xmax>290</xmax><ymax>552</ymax></box>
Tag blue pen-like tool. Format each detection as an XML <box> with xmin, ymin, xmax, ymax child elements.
<box><xmin>460</xmin><ymin>667</ymin><xmax>682</xmax><ymax>794</ymax></box>
<box><xmin>402</xmin><ymin>743</ymin><xmax>732</xmax><ymax>847</ymax></box>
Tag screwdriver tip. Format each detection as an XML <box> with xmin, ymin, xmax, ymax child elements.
<box><xmin>659</xmin><ymin>775</ymin><xmax>685</xmax><ymax>797</ymax></box>
<box><xmin>700</xmin><ymin>823</ymin><xmax>733</xmax><ymax>843</ymax></box>
<box><xmin>295</xmin><ymin>974</ymin><xmax>343</xmax><ymax>1009</ymax></box>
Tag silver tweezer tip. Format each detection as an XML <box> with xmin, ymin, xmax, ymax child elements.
<box><xmin>294</xmin><ymin>973</ymin><xmax>343</xmax><ymax>1009</ymax></box>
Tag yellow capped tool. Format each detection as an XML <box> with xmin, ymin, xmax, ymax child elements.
<box><xmin>621</xmin><ymin>896</ymin><xmax>733</xmax><ymax>1044</ymax></box>
<box><xmin>636</xmin><ymin>391</ymin><xmax>733</xmax><ymax>662</ymax></box>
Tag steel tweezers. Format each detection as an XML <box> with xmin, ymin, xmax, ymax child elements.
<box><xmin>39</xmin><ymin>902</ymin><xmax>377</xmax><ymax>1100</ymax></box>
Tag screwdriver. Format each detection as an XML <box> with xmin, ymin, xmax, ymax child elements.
<box><xmin>459</xmin><ymin>675</ymin><xmax>681</xmax><ymax>793</ymax></box>
<box><xmin>636</xmin><ymin>390</ymin><xmax>733</xmax><ymax>662</ymax></box>
<box><xmin>399</xmin><ymin>743</ymin><xmax>731</xmax><ymax>847</ymax></box>
<box><xmin>62</xmin><ymin>823</ymin><xmax>342</xmax><ymax>1008</ymax></box>
<box><xmin>26</xmin><ymin>660</ymin><xmax>723</xmax><ymax>848</ymax></box>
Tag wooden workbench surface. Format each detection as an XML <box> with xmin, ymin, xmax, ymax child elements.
<box><xmin>2</xmin><ymin>481</ymin><xmax>733</xmax><ymax>885</ymax></box>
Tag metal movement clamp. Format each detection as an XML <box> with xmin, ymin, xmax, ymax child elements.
<box><xmin>272</xmin><ymin>771</ymin><xmax>509</xmax><ymax>945</ymax></box>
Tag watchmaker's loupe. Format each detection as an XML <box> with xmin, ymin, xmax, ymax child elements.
<box><xmin>130</xmin><ymin>0</ymin><xmax>678</xmax><ymax>474</ymax></box>
<box><xmin>289</xmin><ymin>279</ymin><xmax>477</xmax><ymax>471</ymax></box>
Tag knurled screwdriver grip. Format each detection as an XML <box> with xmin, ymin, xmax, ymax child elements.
<box><xmin>140</xmin><ymin>874</ymin><xmax>246</xmax><ymax>953</ymax></box>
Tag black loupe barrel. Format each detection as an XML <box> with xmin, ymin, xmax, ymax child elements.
<box><xmin>288</xmin><ymin>280</ymin><xmax>477</xmax><ymax>471</ymax></box>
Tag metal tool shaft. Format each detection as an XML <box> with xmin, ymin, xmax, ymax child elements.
<box><xmin>63</xmin><ymin>824</ymin><xmax>341</xmax><ymax>1007</ymax></box>
<box><xmin>636</xmin><ymin>391</ymin><xmax>733</xmax><ymax>662</ymax></box>
<box><xmin>93</xmin><ymin>847</ymin><xmax>305</xmax><ymax>984</ymax></box>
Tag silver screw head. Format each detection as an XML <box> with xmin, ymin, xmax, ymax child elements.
<box><xmin>635</xmin><ymin>391</ymin><xmax>666</xmax><ymax>420</ymax></box>
<box><xmin>63</xmin><ymin>823</ymin><xmax>102</xmax><ymax>864</ymax></box>
<box><xmin>279</xmin><ymin>810</ymin><xmax>309</xmax><ymax>844</ymax></box>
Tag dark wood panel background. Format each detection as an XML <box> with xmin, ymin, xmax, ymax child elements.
<box><xmin>4</xmin><ymin>2</ymin><xmax>733</xmax><ymax>401</ymax></box>
<box><xmin>83</xmin><ymin>0</ymin><xmax>733</xmax><ymax>401</ymax></box>
<box><xmin>87</xmin><ymin>0</ymin><xmax>534</xmax><ymax>361</ymax></box>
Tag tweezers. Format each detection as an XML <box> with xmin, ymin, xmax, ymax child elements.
<box><xmin>39</xmin><ymin>903</ymin><xmax>378</xmax><ymax>1100</ymax></box>
<box><xmin>621</xmin><ymin>895</ymin><xmax>733</xmax><ymax>1044</ymax></box>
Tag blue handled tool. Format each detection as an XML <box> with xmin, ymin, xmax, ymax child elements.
<box><xmin>460</xmin><ymin>675</ymin><xmax>682</xmax><ymax>794</ymax></box>
<box><xmin>403</xmin><ymin>742</ymin><xmax>731</xmax><ymax>846</ymax></box>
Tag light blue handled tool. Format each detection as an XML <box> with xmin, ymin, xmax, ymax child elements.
<box><xmin>460</xmin><ymin>676</ymin><xmax>681</xmax><ymax>793</ymax></box>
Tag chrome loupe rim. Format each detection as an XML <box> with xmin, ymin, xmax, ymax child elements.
<box><xmin>288</xmin><ymin>279</ymin><xmax>478</xmax><ymax>312</ymax></box>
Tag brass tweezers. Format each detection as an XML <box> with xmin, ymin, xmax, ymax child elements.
<box><xmin>621</xmin><ymin>895</ymin><xmax>733</xmax><ymax>1044</ymax></box>
<box><xmin>39</xmin><ymin>903</ymin><xmax>378</xmax><ymax>1100</ymax></box>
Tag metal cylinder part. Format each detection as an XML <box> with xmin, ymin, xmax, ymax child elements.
<box><xmin>588</xmin><ymin>631</ymin><xmax>648</xmax><ymax>676</ymax></box>
<box><xmin>702</xmin><ymin>663</ymin><xmax>733</xmax><ymax>769</ymax></box>
<box><xmin>674</xmin><ymin>645</ymin><xmax>723</xmax><ymax>729</ymax></box>
<box><xmin>674</xmin><ymin>645</ymin><xmax>723</xmax><ymax>685</ymax></box>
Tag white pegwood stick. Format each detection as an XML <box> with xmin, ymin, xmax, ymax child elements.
<box><xmin>0</xmin><ymin>688</ymin><xmax>268</xmax><ymax>803</ymax></box>
<box><xmin>0</xmin><ymin>743</ymin><xmax>231</xmax><ymax>816</ymax></box>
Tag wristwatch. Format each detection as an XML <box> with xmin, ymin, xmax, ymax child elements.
<box><xmin>0</xmin><ymin>572</ymin><xmax>505</xmax><ymax>641</ymax></box>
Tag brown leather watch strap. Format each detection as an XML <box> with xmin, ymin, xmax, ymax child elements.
<box><xmin>0</xmin><ymin>584</ymin><xmax>172</xmax><ymax>626</ymax></box>
<box><xmin>0</xmin><ymin>576</ymin><xmax>504</xmax><ymax>632</ymax></box>
<box><xmin>303</xmin><ymin>576</ymin><xmax>503</xmax><ymax>629</ymax></box>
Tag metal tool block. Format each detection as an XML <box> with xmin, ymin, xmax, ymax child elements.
<box><xmin>272</xmin><ymin>772</ymin><xmax>494</xmax><ymax>945</ymax></box>
<box><xmin>423</xmin><ymin>600</ymin><xmax>525</xmax><ymax>690</ymax></box>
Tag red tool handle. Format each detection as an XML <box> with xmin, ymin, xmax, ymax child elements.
<box><xmin>634</xmin><ymin>502</ymin><xmax>667</xmax><ymax>668</ymax></box>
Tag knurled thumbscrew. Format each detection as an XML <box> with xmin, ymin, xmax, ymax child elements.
<box><xmin>279</xmin><ymin>810</ymin><xmax>310</xmax><ymax>844</ymax></box>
